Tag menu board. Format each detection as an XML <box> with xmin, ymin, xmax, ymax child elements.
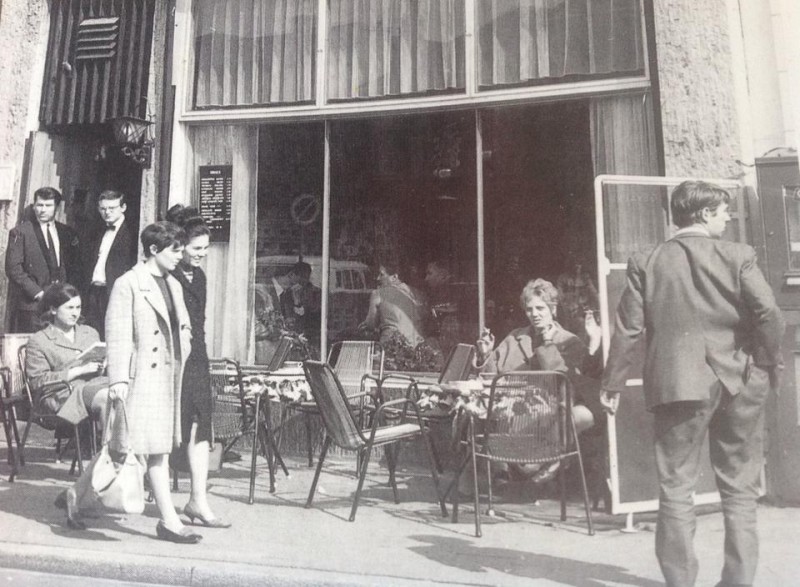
<box><xmin>198</xmin><ymin>165</ymin><xmax>232</xmax><ymax>242</ymax></box>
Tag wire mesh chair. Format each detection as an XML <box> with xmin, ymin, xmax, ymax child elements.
<box><xmin>17</xmin><ymin>345</ymin><xmax>93</xmax><ymax>476</ymax></box>
<box><xmin>294</xmin><ymin>341</ymin><xmax>384</xmax><ymax>467</ymax></box>
<box><xmin>302</xmin><ymin>360</ymin><xmax>447</xmax><ymax>522</ymax></box>
<box><xmin>0</xmin><ymin>366</ymin><xmax>25</xmax><ymax>482</ymax></box>
<box><xmin>449</xmin><ymin>370</ymin><xmax>594</xmax><ymax>537</ymax></box>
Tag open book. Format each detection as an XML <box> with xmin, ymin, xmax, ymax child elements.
<box><xmin>74</xmin><ymin>341</ymin><xmax>107</xmax><ymax>364</ymax></box>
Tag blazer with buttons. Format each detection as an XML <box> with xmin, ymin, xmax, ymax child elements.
<box><xmin>105</xmin><ymin>262</ymin><xmax>192</xmax><ymax>454</ymax></box>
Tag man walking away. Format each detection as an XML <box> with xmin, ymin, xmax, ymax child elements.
<box><xmin>600</xmin><ymin>180</ymin><xmax>784</xmax><ymax>587</ymax></box>
<box><xmin>5</xmin><ymin>187</ymin><xmax>82</xmax><ymax>332</ymax></box>
<box><xmin>83</xmin><ymin>190</ymin><xmax>138</xmax><ymax>338</ymax></box>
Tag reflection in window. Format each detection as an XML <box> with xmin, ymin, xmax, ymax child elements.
<box><xmin>477</xmin><ymin>0</ymin><xmax>644</xmax><ymax>89</ymax></box>
<box><xmin>327</xmin><ymin>0</ymin><xmax>465</xmax><ymax>100</ymax></box>
<box><xmin>784</xmin><ymin>186</ymin><xmax>800</xmax><ymax>269</ymax></box>
<box><xmin>193</xmin><ymin>0</ymin><xmax>317</xmax><ymax>108</ymax></box>
<box><xmin>254</xmin><ymin>123</ymin><xmax>324</xmax><ymax>362</ymax></box>
<box><xmin>329</xmin><ymin>113</ymin><xmax>478</xmax><ymax>372</ymax></box>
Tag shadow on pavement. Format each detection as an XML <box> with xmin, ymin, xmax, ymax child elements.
<box><xmin>408</xmin><ymin>534</ymin><xmax>662</xmax><ymax>587</ymax></box>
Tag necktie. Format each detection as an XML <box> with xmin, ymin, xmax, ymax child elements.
<box><xmin>106</xmin><ymin>223</ymin><xmax>116</xmax><ymax>231</ymax></box>
<box><xmin>46</xmin><ymin>223</ymin><xmax>59</xmax><ymax>269</ymax></box>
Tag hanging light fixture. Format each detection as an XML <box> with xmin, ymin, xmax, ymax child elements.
<box><xmin>107</xmin><ymin>116</ymin><xmax>154</xmax><ymax>168</ymax></box>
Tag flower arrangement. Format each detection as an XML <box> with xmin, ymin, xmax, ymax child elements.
<box><xmin>381</xmin><ymin>331</ymin><xmax>444</xmax><ymax>373</ymax></box>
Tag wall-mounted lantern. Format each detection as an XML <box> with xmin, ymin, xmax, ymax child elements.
<box><xmin>107</xmin><ymin>116</ymin><xmax>154</xmax><ymax>168</ymax></box>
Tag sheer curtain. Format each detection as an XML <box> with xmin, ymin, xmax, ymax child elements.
<box><xmin>327</xmin><ymin>0</ymin><xmax>465</xmax><ymax>99</ymax></box>
<box><xmin>590</xmin><ymin>92</ymin><xmax>661</xmax><ymax>263</ymax></box>
<box><xmin>193</xmin><ymin>0</ymin><xmax>317</xmax><ymax>107</ymax></box>
<box><xmin>188</xmin><ymin>125</ymin><xmax>258</xmax><ymax>362</ymax></box>
<box><xmin>478</xmin><ymin>0</ymin><xmax>644</xmax><ymax>88</ymax></box>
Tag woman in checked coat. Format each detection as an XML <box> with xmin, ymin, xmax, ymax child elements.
<box><xmin>104</xmin><ymin>222</ymin><xmax>200</xmax><ymax>544</ymax></box>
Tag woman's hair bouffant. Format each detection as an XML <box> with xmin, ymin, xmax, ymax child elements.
<box><xmin>39</xmin><ymin>282</ymin><xmax>82</xmax><ymax>321</ymax></box>
<box><xmin>519</xmin><ymin>278</ymin><xmax>560</xmax><ymax>315</ymax></box>
<box><xmin>165</xmin><ymin>204</ymin><xmax>210</xmax><ymax>241</ymax></box>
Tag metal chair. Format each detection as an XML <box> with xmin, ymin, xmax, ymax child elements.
<box><xmin>294</xmin><ymin>341</ymin><xmax>384</xmax><ymax>467</ymax></box>
<box><xmin>302</xmin><ymin>360</ymin><xmax>447</xmax><ymax>522</ymax></box>
<box><xmin>448</xmin><ymin>370</ymin><xmax>594</xmax><ymax>537</ymax></box>
<box><xmin>238</xmin><ymin>337</ymin><xmax>295</xmax><ymax>503</ymax></box>
<box><xmin>0</xmin><ymin>366</ymin><xmax>25</xmax><ymax>482</ymax></box>
<box><xmin>377</xmin><ymin>343</ymin><xmax>475</xmax><ymax>471</ymax></box>
<box><xmin>16</xmin><ymin>345</ymin><xmax>92</xmax><ymax>476</ymax></box>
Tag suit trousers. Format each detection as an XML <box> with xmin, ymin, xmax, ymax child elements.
<box><xmin>652</xmin><ymin>370</ymin><xmax>769</xmax><ymax>587</ymax></box>
<box><xmin>84</xmin><ymin>284</ymin><xmax>109</xmax><ymax>339</ymax></box>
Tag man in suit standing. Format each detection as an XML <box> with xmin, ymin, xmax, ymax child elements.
<box><xmin>601</xmin><ymin>181</ymin><xmax>784</xmax><ymax>587</ymax></box>
<box><xmin>83</xmin><ymin>190</ymin><xmax>138</xmax><ymax>338</ymax></box>
<box><xmin>5</xmin><ymin>187</ymin><xmax>82</xmax><ymax>332</ymax></box>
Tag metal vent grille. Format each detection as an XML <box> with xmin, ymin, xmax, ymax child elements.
<box><xmin>75</xmin><ymin>17</ymin><xmax>119</xmax><ymax>60</ymax></box>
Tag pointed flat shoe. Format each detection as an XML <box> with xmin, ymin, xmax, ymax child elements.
<box><xmin>156</xmin><ymin>521</ymin><xmax>202</xmax><ymax>544</ymax></box>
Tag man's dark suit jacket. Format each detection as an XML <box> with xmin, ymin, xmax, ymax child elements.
<box><xmin>5</xmin><ymin>220</ymin><xmax>82</xmax><ymax>311</ymax></box>
<box><xmin>85</xmin><ymin>218</ymin><xmax>138</xmax><ymax>292</ymax></box>
<box><xmin>602</xmin><ymin>231</ymin><xmax>784</xmax><ymax>411</ymax></box>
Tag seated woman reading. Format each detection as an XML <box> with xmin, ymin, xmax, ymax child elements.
<box><xmin>474</xmin><ymin>278</ymin><xmax>602</xmax><ymax>482</ymax></box>
<box><xmin>25</xmin><ymin>283</ymin><xmax>110</xmax><ymax>431</ymax></box>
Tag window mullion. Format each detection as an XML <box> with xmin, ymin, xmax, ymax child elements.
<box><xmin>316</xmin><ymin>0</ymin><xmax>327</xmax><ymax>107</ymax></box>
<box><xmin>465</xmin><ymin>0</ymin><xmax>476</xmax><ymax>97</ymax></box>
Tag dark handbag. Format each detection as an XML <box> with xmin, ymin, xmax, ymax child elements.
<box><xmin>87</xmin><ymin>399</ymin><xmax>145</xmax><ymax>514</ymax></box>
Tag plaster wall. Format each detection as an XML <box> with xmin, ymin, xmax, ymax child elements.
<box><xmin>0</xmin><ymin>2</ymin><xmax>50</xmax><ymax>329</ymax></box>
<box><xmin>653</xmin><ymin>0</ymin><xmax>742</xmax><ymax>178</ymax></box>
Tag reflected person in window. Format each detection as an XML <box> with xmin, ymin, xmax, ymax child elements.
<box><xmin>359</xmin><ymin>261</ymin><xmax>428</xmax><ymax>348</ymax></box>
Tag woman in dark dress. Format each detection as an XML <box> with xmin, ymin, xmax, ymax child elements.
<box><xmin>167</xmin><ymin>206</ymin><xmax>230</xmax><ymax>528</ymax></box>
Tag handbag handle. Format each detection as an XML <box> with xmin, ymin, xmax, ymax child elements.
<box><xmin>103</xmin><ymin>397</ymin><xmax>133</xmax><ymax>451</ymax></box>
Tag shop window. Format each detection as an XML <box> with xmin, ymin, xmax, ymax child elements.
<box><xmin>254</xmin><ymin>123</ymin><xmax>324</xmax><ymax>362</ymax></box>
<box><xmin>193</xmin><ymin>0</ymin><xmax>317</xmax><ymax>108</ymax></box>
<box><xmin>482</xmin><ymin>102</ymin><xmax>599</xmax><ymax>341</ymax></box>
<box><xmin>327</xmin><ymin>0</ymin><xmax>465</xmax><ymax>101</ymax></box>
<box><xmin>477</xmin><ymin>0</ymin><xmax>645</xmax><ymax>90</ymax></box>
<box><xmin>329</xmin><ymin>113</ymin><xmax>478</xmax><ymax>372</ymax></box>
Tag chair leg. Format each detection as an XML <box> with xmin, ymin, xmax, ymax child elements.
<box><xmin>571</xmin><ymin>425</ymin><xmax>595</xmax><ymax>536</ymax></box>
<box><xmin>9</xmin><ymin>408</ymin><xmax>24</xmax><ymax>468</ymax></box>
<box><xmin>486</xmin><ymin>460</ymin><xmax>494</xmax><ymax>515</ymax></box>
<box><xmin>385</xmin><ymin>443</ymin><xmax>400</xmax><ymax>504</ymax></box>
<box><xmin>305</xmin><ymin>435</ymin><xmax>331</xmax><ymax>509</ymax></box>
<box><xmin>349</xmin><ymin>442</ymin><xmax>374</xmax><ymax>522</ymax></box>
<box><xmin>19</xmin><ymin>418</ymin><xmax>32</xmax><ymax>466</ymax></box>
<box><xmin>249</xmin><ymin>395</ymin><xmax>263</xmax><ymax>504</ymax></box>
<box><xmin>420</xmin><ymin>428</ymin><xmax>448</xmax><ymax>518</ymax></box>
<box><xmin>304</xmin><ymin>412</ymin><xmax>314</xmax><ymax>468</ymax></box>
<box><xmin>2</xmin><ymin>410</ymin><xmax>19</xmax><ymax>482</ymax></box>
<box><xmin>70</xmin><ymin>425</ymin><xmax>83</xmax><ymax>476</ymax></box>
<box><xmin>262</xmin><ymin>400</ymin><xmax>289</xmax><ymax>478</ymax></box>
<box><xmin>261</xmin><ymin>421</ymin><xmax>277</xmax><ymax>494</ymax></box>
<box><xmin>469</xmin><ymin>419</ymin><xmax>481</xmax><ymax>538</ymax></box>
<box><xmin>447</xmin><ymin>451</ymin><xmax>471</xmax><ymax>524</ymax></box>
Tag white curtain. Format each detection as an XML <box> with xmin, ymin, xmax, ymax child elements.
<box><xmin>478</xmin><ymin>0</ymin><xmax>644</xmax><ymax>87</ymax></box>
<box><xmin>590</xmin><ymin>92</ymin><xmax>661</xmax><ymax>263</ymax></box>
<box><xmin>188</xmin><ymin>125</ymin><xmax>258</xmax><ymax>362</ymax></box>
<box><xmin>194</xmin><ymin>0</ymin><xmax>317</xmax><ymax>107</ymax></box>
<box><xmin>327</xmin><ymin>0</ymin><xmax>465</xmax><ymax>99</ymax></box>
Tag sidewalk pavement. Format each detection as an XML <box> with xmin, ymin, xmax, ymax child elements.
<box><xmin>1</xmin><ymin>431</ymin><xmax>799</xmax><ymax>586</ymax></box>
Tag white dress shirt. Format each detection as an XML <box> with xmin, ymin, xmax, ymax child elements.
<box><xmin>91</xmin><ymin>215</ymin><xmax>124</xmax><ymax>285</ymax></box>
<box><xmin>39</xmin><ymin>220</ymin><xmax>60</xmax><ymax>266</ymax></box>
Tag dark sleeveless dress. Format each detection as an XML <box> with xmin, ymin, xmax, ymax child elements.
<box><xmin>171</xmin><ymin>266</ymin><xmax>213</xmax><ymax>444</ymax></box>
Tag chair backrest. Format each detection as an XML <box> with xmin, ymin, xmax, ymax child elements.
<box><xmin>16</xmin><ymin>345</ymin><xmax>33</xmax><ymax>404</ymax></box>
<box><xmin>438</xmin><ymin>343</ymin><xmax>475</xmax><ymax>384</ymax></box>
<box><xmin>482</xmin><ymin>371</ymin><xmax>570</xmax><ymax>464</ymax></box>
<box><xmin>327</xmin><ymin>341</ymin><xmax>384</xmax><ymax>396</ymax></box>
<box><xmin>303</xmin><ymin>361</ymin><xmax>364</xmax><ymax>451</ymax></box>
<box><xmin>209</xmin><ymin>357</ymin><xmax>246</xmax><ymax>441</ymax></box>
<box><xmin>267</xmin><ymin>336</ymin><xmax>294</xmax><ymax>372</ymax></box>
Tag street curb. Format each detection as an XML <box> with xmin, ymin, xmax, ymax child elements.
<box><xmin>0</xmin><ymin>542</ymin><xmax>477</xmax><ymax>586</ymax></box>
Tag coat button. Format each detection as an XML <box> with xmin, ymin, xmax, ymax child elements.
<box><xmin>154</xmin><ymin>330</ymin><xmax>159</xmax><ymax>335</ymax></box>
<box><xmin>153</xmin><ymin>347</ymin><xmax>158</xmax><ymax>352</ymax></box>
<box><xmin>151</xmin><ymin>363</ymin><xmax>157</xmax><ymax>368</ymax></box>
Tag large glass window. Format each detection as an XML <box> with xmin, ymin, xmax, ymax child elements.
<box><xmin>477</xmin><ymin>0</ymin><xmax>645</xmax><ymax>90</ymax></box>
<box><xmin>193</xmin><ymin>0</ymin><xmax>317</xmax><ymax>108</ymax></box>
<box><xmin>329</xmin><ymin>112</ymin><xmax>478</xmax><ymax>370</ymax></box>
<box><xmin>254</xmin><ymin>123</ymin><xmax>324</xmax><ymax>361</ymax></box>
<box><xmin>327</xmin><ymin>0</ymin><xmax>466</xmax><ymax>101</ymax></box>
